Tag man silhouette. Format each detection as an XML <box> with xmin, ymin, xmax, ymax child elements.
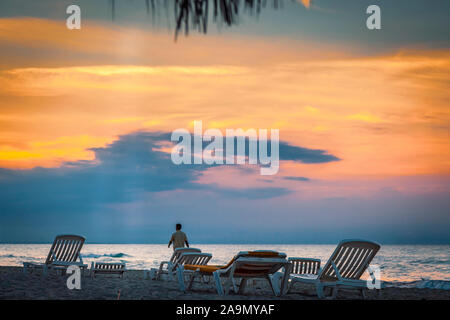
<box><xmin>168</xmin><ymin>223</ymin><xmax>189</xmax><ymax>250</ymax></box>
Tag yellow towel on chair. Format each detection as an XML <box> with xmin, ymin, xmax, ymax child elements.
<box><xmin>183</xmin><ymin>251</ymin><xmax>282</xmax><ymax>274</ymax></box>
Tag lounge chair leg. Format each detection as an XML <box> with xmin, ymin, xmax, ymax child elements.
<box><xmin>331</xmin><ymin>286</ymin><xmax>338</xmax><ymax>299</ymax></box>
<box><xmin>187</xmin><ymin>273</ymin><xmax>196</xmax><ymax>291</ymax></box>
<box><xmin>238</xmin><ymin>278</ymin><xmax>248</xmax><ymax>295</ymax></box>
<box><xmin>360</xmin><ymin>288</ymin><xmax>366</xmax><ymax>299</ymax></box>
<box><xmin>316</xmin><ymin>283</ymin><xmax>324</xmax><ymax>299</ymax></box>
<box><xmin>89</xmin><ymin>262</ymin><xmax>94</xmax><ymax>278</ymax></box>
<box><xmin>177</xmin><ymin>266</ymin><xmax>186</xmax><ymax>292</ymax></box>
<box><xmin>213</xmin><ymin>271</ymin><xmax>224</xmax><ymax>296</ymax></box>
<box><xmin>223</xmin><ymin>276</ymin><xmax>230</xmax><ymax>295</ymax></box>
<box><xmin>23</xmin><ymin>263</ymin><xmax>27</xmax><ymax>274</ymax></box>
<box><xmin>286</xmin><ymin>280</ymin><xmax>293</xmax><ymax>294</ymax></box>
<box><xmin>269</xmin><ymin>272</ymin><xmax>281</xmax><ymax>291</ymax></box>
<box><xmin>377</xmin><ymin>288</ymin><xmax>382</xmax><ymax>299</ymax></box>
<box><xmin>156</xmin><ymin>268</ymin><xmax>162</xmax><ymax>281</ymax></box>
<box><xmin>43</xmin><ymin>265</ymin><xmax>48</xmax><ymax>277</ymax></box>
<box><xmin>230</xmin><ymin>276</ymin><xmax>238</xmax><ymax>294</ymax></box>
<box><xmin>268</xmin><ymin>275</ymin><xmax>280</xmax><ymax>296</ymax></box>
<box><xmin>222</xmin><ymin>274</ymin><xmax>233</xmax><ymax>295</ymax></box>
<box><xmin>280</xmin><ymin>264</ymin><xmax>292</xmax><ymax>296</ymax></box>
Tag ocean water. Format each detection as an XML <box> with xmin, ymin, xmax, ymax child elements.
<box><xmin>0</xmin><ymin>244</ymin><xmax>449</xmax><ymax>289</ymax></box>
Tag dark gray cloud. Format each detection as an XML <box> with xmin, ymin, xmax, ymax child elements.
<box><xmin>217</xmin><ymin>187</ymin><xmax>292</xmax><ymax>199</ymax></box>
<box><xmin>0</xmin><ymin>131</ymin><xmax>201</xmax><ymax>214</ymax></box>
<box><xmin>279</xmin><ymin>142</ymin><xmax>340</xmax><ymax>163</ymax></box>
<box><xmin>283</xmin><ymin>176</ymin><xmax>310</xmax><ymax>182</ymax></box>
<box><xmin>174</xmin><ymin>135</ymin><xmax>340</xmax><ymax>164</ymax></box>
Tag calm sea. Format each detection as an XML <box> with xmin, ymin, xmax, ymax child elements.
<box><xmin>0</xmin><ymin>244</ymin><xmax>449</xmax><ymax>289</ymax></box>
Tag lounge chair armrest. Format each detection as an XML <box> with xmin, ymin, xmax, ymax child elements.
<box><xmin>51</xmin><ymin>261</ymin><xmax>87</xmax><ymax>268</ymax></box>
<box><xmin>288</xmin><ymin>257</ymin><xmax>321</xmax><ymax>275</ymax></box>
<box><xmin>288</xmin><ymin>257</ymin><xmax>321</xmax><ymax>263</ymax></box>
<box><xmin>331</xmin><ymin>261</ymin><xmax>343</xmax><ymax>281</ymax></box>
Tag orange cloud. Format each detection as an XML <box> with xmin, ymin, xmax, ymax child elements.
<box><xmin>0</xmin><ymin>135</ymin><xmax>113</xmax><ymax>169</ymax></box>
<box><xmin>0</xmin><ymin>18</ymin><xmax>449</xmax><ymax>180</ymax></box>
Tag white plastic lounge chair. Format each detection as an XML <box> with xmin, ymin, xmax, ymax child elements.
<box><xmin>285</xmin><ymin>239</ymin><xmax>381</xmax><ymax>298</ymax></box>
<box><xmin>23</xmin><ymin>234</ymin><xmax>88</xmax><ymax>275</ymax></box>
<box><xmin>173</xmin><ymin>252</ymin><xmax>213</xmax><ymax>283</ymax></box>
<box><xmin>271</xmin><ymin>257</ymin><xmax>321</xmax><ymax>293</ymax></box>
<box><xmin>91</xmin><ymin>262</ymin><xmax>126</xmax><ymax>278</ymax></box>
<box><xmin>177</xmin><ymin>250</ymin><xmax>292</xmax><ymax>296</ymax></box>
<box><xmin>153</xmin><ymin>247</ymin><xmax>202</xmax><ymax>280</ymax></box>
<box><xmin>289</xmin><ymin>257</ymin><xmax>321</xmax><ymax>276</ymax></box>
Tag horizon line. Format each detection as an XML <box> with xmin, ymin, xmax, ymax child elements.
<box><xmin>1</xmin><ymin>242</ymin><xmax>449</xmax><ymax>245</ymax></box>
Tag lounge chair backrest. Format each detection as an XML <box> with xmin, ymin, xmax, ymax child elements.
<box><xmin>171</xmin><ymin>248</ymin><xmax>201</xmax><ymax>264</ymax></box>
<box><xmin>92</xmin><ymin>262</ymin><xmax>126</xmax><ymax>274</ymax></box>
<box><xmin>45</xmin><ymin>234</ymin><xmax>85</xmax><ymax>265</ymax></box>
<box><xmin>177</xmin><ymin>252</ymin><xmax>212</xmax><ymax>267</ymax></box>
<box><xmin>319</xmin><ymin>239</ymin><xmax>380</xmax><ymax>282</ymax></box>
<box><xmin>289</xmin><ymin>258</ymin><xmax>321</xmax><ymax>275</ymax></box>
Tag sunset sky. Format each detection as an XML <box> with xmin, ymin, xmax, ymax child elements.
<box><xmin>0</xmin><ymin>0</ymin><xmax>449</xmax><ymax>243</ymax></box>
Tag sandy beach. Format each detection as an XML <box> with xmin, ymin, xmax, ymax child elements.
<box><xmin>1</xmin><ymin>266</ymin><xmax>448</xmax><ymax>300</ymax></box>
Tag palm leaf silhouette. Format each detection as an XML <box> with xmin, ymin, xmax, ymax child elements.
<box><xmin>108</xmin><ymin>0</ymin><xmax>295</xmax><ymax>40</ymax></box>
